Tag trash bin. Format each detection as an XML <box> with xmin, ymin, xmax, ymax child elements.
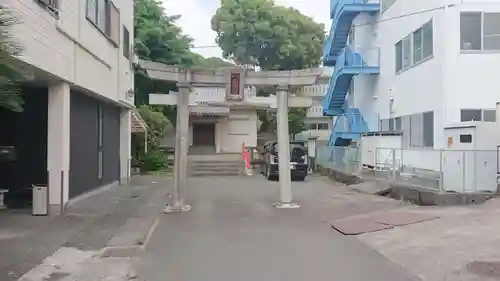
<box><xmin>32</xmin><ymin>185</ymin><xmax>48</xmax><ymax>216</ymax></box>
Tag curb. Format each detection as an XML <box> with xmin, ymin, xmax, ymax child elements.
<box><xmin>99</xmin><ymin>218</ymin><xmax>159</xmax><ymax>258</ymax></box>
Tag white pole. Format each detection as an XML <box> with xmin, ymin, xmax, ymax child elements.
<box><xmin>274</xmin><ymin>85</ymin><xmax>299</xmax><ymax>208</ymax></box>
<box><xmin>164</xmin><ymin>81</ymin><xmax>192</xmax><ymax>213</ymax></box>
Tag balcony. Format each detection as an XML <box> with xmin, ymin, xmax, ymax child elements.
<box><xmin>324</xmin><ymin>0</ymin><xmax>380</xmax><ymax>66</ymax></box>
<box><xmin>297</xmin><ymin>84</ymin><xmax>329</xmax><ymax>97</ymax></box>
<box><xmin>307</xmin><ymin>105</ymin><xmax>326</xmax><ymax>118</ymax></box>
<box><xmin>323</xmin><ymin>47</ymin><xmax>379</xmax><ymax>116</ymax></box>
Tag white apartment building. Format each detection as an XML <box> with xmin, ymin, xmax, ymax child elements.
<box><xmin>324</xmin><ymin>0</ymin><xmax>500</xmax><ymax>149</ymax></box>
<box><xmin>0</xmin><ymin>0</ymin><xmax>144</xmax><ymax>209</ymax></box>
<box><xmin>295</xmin><ymin>84</ymin><xmax>334</xmax><ymax>144</ymax></box>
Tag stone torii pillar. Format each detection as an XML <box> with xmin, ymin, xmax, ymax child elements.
<box><xmin>165</xmin><ymin>80</ymin><xmax>191</xmax><ymax>213</ymax></box>
<box><xmin>274</xmin><ymin>85</ymin><xmax>299</xmax><ymax>208</ymax></box>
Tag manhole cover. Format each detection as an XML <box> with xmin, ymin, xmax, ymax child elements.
<box><xmin>468</xmin><ymin>261</ymin><xmax>500</xmax><ymax>278</ymax></box>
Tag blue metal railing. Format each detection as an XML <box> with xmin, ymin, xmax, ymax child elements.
<box><xmin>323</xmin><ymin>47</ymin><xmax>380</xmax><ymax>115</ymax></box>
<box><xmin>331</xmin><ymin>0</ymin><xmax>380</xmax><ymax>19</ymax></box>
<box><xmin>336</xmin><ymin>47</ymin><xmax>380</xmax><ymax>70</ymax></box>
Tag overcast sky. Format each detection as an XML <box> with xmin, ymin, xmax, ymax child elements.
<box><xmin>160</xmin><ymin>0</ymin><xmax>331</xmax><ymax>59</ymax></box>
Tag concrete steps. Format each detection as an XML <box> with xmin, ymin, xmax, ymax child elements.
<box><xmin>188</xmin><ymin>156</ymin><xmax>244</xmax><ymax>177</ymax></box>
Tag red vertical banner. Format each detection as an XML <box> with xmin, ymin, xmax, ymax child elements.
<box><xmin>230</xmin><ymin>73</ymin><xmax>240</xmax><ymax>96</ymax></box>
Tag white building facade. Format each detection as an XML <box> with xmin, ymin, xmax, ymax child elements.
<box><xmin>324</xmin><ymin>0</ymin><xmax>500</xmax><ymax>149</ymax></box>
<box><xmin>295</xmin><ymin>84</ymin><xmax>334</xmax><ymax>144</ymax></box>
<box><xmin>2</xmin><ymin>0</ymin><xmax>143</xmax><ymax>209</ymax></box>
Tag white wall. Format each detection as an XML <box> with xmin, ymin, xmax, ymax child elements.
<box><xmin>353</xmin><ymin>0</ymin><xmax>500</xmax><ymax>149</ymax></box>
<box><xmin>7</xmin><ymin>0</ymin><xmax>134</xmax><ymax>104</ymax></box>
<box><xmin>443</xmin><ymin>1</ymin><xmax>500</xmax><ymax>123</ymax></box>
<box><xmin>352</xmin><ymin>0</ymin><xmax>448</xmax><ymax>146</ymax></box>
<box><xmin>222</xmin><ymin>110</ymin><xmax>258</xmax><ymax>153</ymax></box>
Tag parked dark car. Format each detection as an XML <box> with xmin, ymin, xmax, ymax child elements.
<box><xmin>260</xmin><ymin>140</ymin><xmax>308</xmax><ymax>181</ymax></box>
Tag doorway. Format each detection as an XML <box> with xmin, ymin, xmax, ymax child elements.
<box><xmin>192</xmin><ymin>123</ymin><xmax>216</xmax><ymax>147</ymax></box>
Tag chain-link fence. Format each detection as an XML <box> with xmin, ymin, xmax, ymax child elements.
<box><xmin>317</xmin><ymin>146</ymin><xmax>500</xmax><ymax>193</ymax></box>
<box><xmin>316</xmin><ymin>146</ymin><xmax>362</xmax><ymax>176</ymax></box>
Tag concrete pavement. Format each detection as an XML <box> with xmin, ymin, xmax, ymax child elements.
<box><xmin>0</xmin><ymin>175</ymin><xmax>166</xmax><ymax>281</ymax></box>
<box><xmin>134</xmin><ymin>175</ymin><xmax>419</xmax><ymax>281</ymax></box>
<box><xmin>359</xmin><ymin>197</ymin><xmax>500</xmax><ymax>281</ymax></box>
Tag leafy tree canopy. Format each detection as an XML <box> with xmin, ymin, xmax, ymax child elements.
<box><xmin>211</xmin><ymin>0</ymin><xmax>325</xmax><ymax>70</ymax></box>
<box><xmin>134</xmin><ymin>0</ymin><xmax>234</xmax><ymax>124</ymax></box>
<box><xmin>211</xmin><ymin>0</ymin><xmax>325</xmax><ymax>134</ymax></box>
<box><xmin>191</xmin><ymin>54</ymin><xmax>234</xmax><ymax>69</ymax></box>
<box><xmin>0</xmin><ymin>6</ymin><xmax>29</xmax><ymax>112</ymax></box>
<box><xmin>134</xmin><ymin>0</ymin><xmax>195</xmax><ymax>65</ymax></box>
<box><xmin>137</xmin><ymin>104</ymin><xmax>173</xmax><ymax>150</ymax></box>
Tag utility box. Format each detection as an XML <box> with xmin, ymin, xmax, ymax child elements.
<box><xmin>32</xmin><ymin>185</ymin><xmax>48</xmax><ymax>216</ymax></box>
<box><xmin>442</xmin><ymin>122</ymin><xmax>499</xmax><ymax>193</ymax></box>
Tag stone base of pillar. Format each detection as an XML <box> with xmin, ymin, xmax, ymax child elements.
<box><xmin>273</xmin><ymin>202</ymin><xmax>300</xmax><ymax>209</ymax></box>
<box><xmin>163</xmin><ymin>204</ymin><xmax>192</xmax><ymax>213</ymax></box>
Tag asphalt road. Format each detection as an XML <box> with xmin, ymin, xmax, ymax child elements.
<box><xmin>135</xmin><ymin>174</ymin><xmax>420</xmax><ymax>281</ymax></box>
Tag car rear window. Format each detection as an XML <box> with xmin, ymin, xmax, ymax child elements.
<box><xmin>272</xmin><ymin>143</ymin><xmax>306</xmax><ymax>152</ymax></box>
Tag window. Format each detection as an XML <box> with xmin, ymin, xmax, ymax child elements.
<box><xmin>401</xmin><ymin>115</ymin><xmax>411</xmax><ymax>148</ymax></box>
<box><xmin>483</xmin><ymin>13</ymin><xmax>500</xmax><ymax>50</ymax></box>
<box><xmin>483</xmin><ymin>110</ymin><xmax>496</xmax><ymax>122</ymax></box>
<box><xmin>410</xmin><ymin>114</ymin><xmax>423</xmax><ymax>148</ymax></box>
<box><xmin>461</xmin><ymin>12</ymin><xmax>500</xmax><ymax>51</ymax></box>
<box><xmin>97</xmin><ymin>0</ymin><xmax>107</xmax><ymax>31</ymax></box>
<box><xmin>395</xmin><ymin>117</ymin><xmax>402</xmax><ymax>130</ymax></box>
<box><xmin>381</xmin><ymin>0</ymin><xmax>397</xmax><ymax>13</ymax></box>
<box><xmin>308</xmin><ymin>123</ymin><xmax>329</xmax><ymax>130</ymax></box>
<box><xmin>422</xmin><ymin>111</ymin><xmax>434</xmax><ymax>147</ymax></box>
<box><xmin>402</xmin><ymin>35</ymin><xmax>411</xmax><ymax>68</ymax></box>
<box><xmin>97</xmin><ymin>106</ymin><xmax>104</xmax><ymax>179</ymax></box>
<box><xmin>36</xmin><ymin>0</ymin><xmax>59</xmax><ymax>14</ymax></box>
<box><xmin>86</xmin><ymin>0</ymin><xmax>121</xmax><ymax>46</ymax></box>
<box><xmin>123</xmin><ymin>27</ymin><xmax>130</xmax><ymax>58</ymax></box>
<box><xmin>461</xmin><ymin>109</ymin><xmax>482</xmax><ymax>121</ymax></box>
<box><xmin>108</xmin><ymin>3</ymin><xmax>121</xmax><ymax>45</ymax></box>
<box><xmin>413</xmin><ymin>28</ymin><xmax>422</xmax><ymax>63</ymax></box>
<box><xmin>381</xmin><ymin>119</ymin><xmax>390</xmax><ymax>131</ymax></box>
<box><xmin>460</xmin><ymin>134</ymin><xmax>472</xmax><ymax>143</ymax></box>
<box><xmin>396</xmin><ymin>20</ymin><xmax>433</xmax><ymax>73</ymax></box>
<box><xmin>422</xmin><ymin>20</ymin><xmax>433</xmax><ymax>58</ymax></box>
<box><xmin>461</xmin><ymin>108</ymin><xmax>496</xmax><ymax>122</ymax></box>
<box><xmin>396</xmin><ymin>112</ymin><xmax>434</xmax><ymax>148</ymax></box>
<box><xmin>395</xmin><ymin>41</ymin><xmax>402</xmax><ymax>72</ymax></box>
<box><xmin>388</xmin><ymin>118</ymin><xmax>394</xmax><ymax>131</ymax></box>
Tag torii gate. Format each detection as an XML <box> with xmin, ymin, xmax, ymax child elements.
<box><xmin>138</xmin><ymin>60</ymin><xmax>325</xmax><ymax>212</ymax></box>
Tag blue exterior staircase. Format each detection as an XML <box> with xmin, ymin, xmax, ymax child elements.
<box><xmin>322</xmin><ymin>47</ymin><xmax>380</xmax><ymax>116</ymax></box>
<box><xmin>322</xmin><ymin>0</ymin><xmax>380</xmax><ymax>143</ymax></box>
<box><xmin>328</xmin><ymin>108</ymin><xmax>369</xmax><ymax>145</ymax></box>
<box><xmin>323</xmin><ymin>0</ymin><xmax>380</xmax><ymax>66</ymax></box>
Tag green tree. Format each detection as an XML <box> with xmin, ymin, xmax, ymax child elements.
<box><xmin>211</xmin><ymin>0</ymin><xmax>325</xmax><ymax>134</ymax></box>
<box><xmin>134</xmin><ymin>0</ymin><xmax>199</xmax><ymax>125</ymax></box>
<box><xmin>137</xmin><ymin>104</ymin><xmax>173</xmax><ymax>149</ymax></box>
<box><xmin>0</xmin><ymin>6</ymin><xmax>28</xmax><ymax>112</ymax></box>
<box><xmin>191</xmin><ymin>54</ymin><xmax>234</xmax><ymax>69</ymax></box>
<box><xmin>132</xmin><ymin>105</ymin><xmax>173</xmax><ymax>171</ymax></box>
